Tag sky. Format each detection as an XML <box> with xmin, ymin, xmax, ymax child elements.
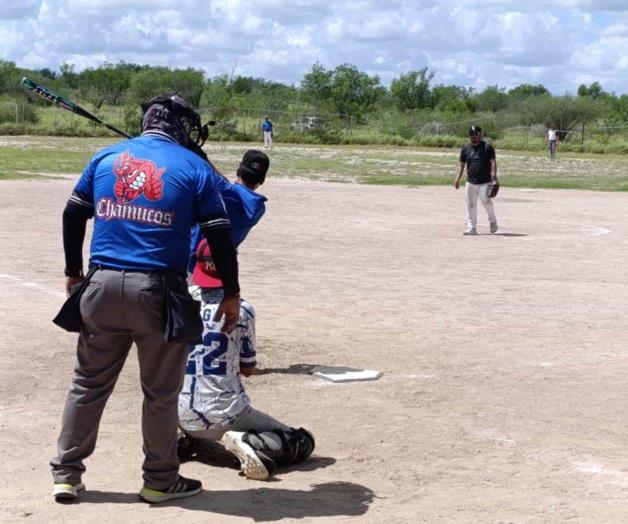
<box><xmin>2</xmin><ymin>0</ymin><xmax>628</xmax><ymax>95</ymax></box>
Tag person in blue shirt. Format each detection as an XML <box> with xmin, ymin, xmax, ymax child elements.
<box><xmin>188</xmin><ymin>149</ymin><xmax>269</xmax><ymax>274</ymax></box>
<box><xmin>262</xmin><ymin>116</ymin><xmax>273</xmax><ymax>149</ymax></box>
<box><xmin>50</xmin><ymin>94</ymin><xmax>241</xmax><ymax>504</ymax></box>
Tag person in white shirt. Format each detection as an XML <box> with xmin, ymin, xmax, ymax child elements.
<box><xmin>546</xmin><ymin>124</ymin><xmax>560</xmax><ymax>160</ymax></box>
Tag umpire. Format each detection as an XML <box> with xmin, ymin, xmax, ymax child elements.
<box><xmin>50</xmin><ymin>94</ymin><xmax>240</xmax><ymax>504</ymax></box>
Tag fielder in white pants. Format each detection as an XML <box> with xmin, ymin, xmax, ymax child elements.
<box><xmin>465</xmin><ymin>181</ymin><xmax>496</xmax><ymax>231</ymax></box>
<box><xmin>455</xmin><ymin>125</ymin><xmax>499</xmax><ymax>235</ymax></box>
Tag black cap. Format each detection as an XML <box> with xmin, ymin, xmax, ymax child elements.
<box><xmin>239</xmin><ymin>150</ymin><xmax>269</xmax><ymax>177</ymax></box>
<box><xmin>468</xmin><ymin>125</ymin><xmax>482</xmax><ymax>135</ymax></box>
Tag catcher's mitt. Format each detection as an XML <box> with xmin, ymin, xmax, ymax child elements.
<box><xmin>488</xmin><ymin>182</ymin><xmax>500</xmax><ymax>198</ymax></box>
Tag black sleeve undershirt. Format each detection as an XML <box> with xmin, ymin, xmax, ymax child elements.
<box><xmin>63</xmin><ymin>203</ymin><xmax>92</xmax><ymax>276</ymax></box>
<box><xmin>201</xmin><ymin>226</ymin><xmax>240</xmax><ymax>296</ymax></box>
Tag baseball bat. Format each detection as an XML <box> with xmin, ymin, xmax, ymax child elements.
<box><xmin>20</xmin><ymin>77</ymin><xmax>223</xmax><ymax>173</ymax></box>
<box><xmin>21</xmin><ymin>77</ymin><xmax>132</xmax><ymax>138</ymax></box>
<box><xmin>22</xmin><ymin>77</ymin><xmax>217</xmax><ymax>135</ymax></box>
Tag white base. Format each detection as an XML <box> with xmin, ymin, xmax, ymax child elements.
<box><xmin>310</xmin><ymin>366</ymin><xmax>383</xmax><ymax>383</ymax></box>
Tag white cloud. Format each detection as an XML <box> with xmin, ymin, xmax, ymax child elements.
<box><xmin>0</xmin><ymin>0</ymin><xmax>627</xmax><ymax>94</ymax></box>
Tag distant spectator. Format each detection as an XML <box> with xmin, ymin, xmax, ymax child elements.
<box><xmin>546</xmin><ymin>124</ymin><xmax>560</xmax><ymax>160</ymax></box>
<box><xmin>262</xmin><ymin>116</ymin><xmax>273</xmax><ymax>149</ymax></box>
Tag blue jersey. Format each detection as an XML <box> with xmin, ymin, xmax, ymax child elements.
<box><xmin>187</xmin><ymin>180</ymin><xmax>267</xmax><ymax>272</ymax></box>
<box><xmin>71</xmin><ymin>135</ymin><xmax>229</xmax><ymax>273</ymax></box>
<box><xmin>262</xmin><ymin>120</ymin><xmax>273</xmax><ymax>132</ymax></box>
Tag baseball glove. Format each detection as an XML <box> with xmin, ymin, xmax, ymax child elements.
<box><xmin>489</xmin><ymin>181</ymin><xmax>500</xmax><ymax>198</ymax></box>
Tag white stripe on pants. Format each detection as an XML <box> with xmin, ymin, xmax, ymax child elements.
<box><xmin>466</xmin><ymin>182</ymin><xmax>496</xmax><ymax>229</ymax></box>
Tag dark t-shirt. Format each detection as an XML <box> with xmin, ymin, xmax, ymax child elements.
<box><xmin>459</xmin><ymin>141</ymin><xmax>496</xmax><ymax>184</ymax></box>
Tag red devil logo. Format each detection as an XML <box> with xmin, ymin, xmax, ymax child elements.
<box><xmin>113</xmin><ymin>150</ymin><xmax>165</xmax><ymax>204</ymax></box>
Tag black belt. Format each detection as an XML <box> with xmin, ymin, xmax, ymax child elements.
<box><xmin>91</xmin><ymin>264</ymin><xmax>183</xmax><ymax>277</ymax></box>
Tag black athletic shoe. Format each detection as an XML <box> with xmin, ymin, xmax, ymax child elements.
<box><xmin>139</xmin><ymin>475</ymin><xmax>202</xmax><ymax>503</ymax></box>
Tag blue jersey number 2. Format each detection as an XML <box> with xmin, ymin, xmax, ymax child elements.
<box><xmin>200</xmin><ymin>332</ymin><xmax>228</xmax><ymax>376</ymax></box>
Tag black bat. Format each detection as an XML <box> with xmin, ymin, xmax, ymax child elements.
<box><xmin>21</xmin><ymin>77</ymin><xmax>132</xmax><ymax>138</ymax></box>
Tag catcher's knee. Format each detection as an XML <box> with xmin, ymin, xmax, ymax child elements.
<box><xmin>245</xmin><ymin>427</ymin><xmax>315</xmax><ymax>467</ymax></box>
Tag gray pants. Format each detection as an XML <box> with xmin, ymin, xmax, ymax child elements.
<box><xmin>184</xmin><ymin>405</ymin><xmax>289</xmax><ymax>441</ymax></box>
<box><xmin>51</xmin><ymin>269</ymin><xmax>188</xmax><ymax>490</ymax></box>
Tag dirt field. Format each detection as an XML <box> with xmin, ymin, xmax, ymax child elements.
<box><xmin>2</xmin><ymin>175</ymin><xmax>628</xmax><ymax>523</ymax></box>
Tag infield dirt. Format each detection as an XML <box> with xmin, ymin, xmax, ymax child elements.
<box><xmin>2</xmin><ymin>176</ymin><xmax>628</xmax><ymax>523</ymax></box>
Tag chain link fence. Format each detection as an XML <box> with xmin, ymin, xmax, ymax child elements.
<box><xmin>1</xmin><ymin>98</ymin><xmax>628</xmax><ymax>151</ymax></box>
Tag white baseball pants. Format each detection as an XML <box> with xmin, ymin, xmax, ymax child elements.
<box><xmin>466</xmin><ymin>182</ymin><xmax>496</xmax><ymax>229</ymax></box>
<box><xmin>263</xmin><ymin>131</ymin><xmax>273</xmax><ymax>148</ymax></box>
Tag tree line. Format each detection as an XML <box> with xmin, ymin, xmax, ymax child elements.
<box><xmin>2</xmin><ymin>59</ymin><xmax>628</xmax><ymax>145</ymax></box>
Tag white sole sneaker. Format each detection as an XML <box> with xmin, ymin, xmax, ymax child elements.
<box><xmin>221</xmin><ymin>431</ymin><xmax>272</xmax><ymax>480</ymax></box>
<box><xmin>490</xmin><ymin>222</ymin><xmax>498</xmax><ymax>233</ymax></box>
<box><xmin>463</xmin><ymin>228</ymin><xmax>477</xmax><ymax>235</ymax></box>
<box><xmin>53</xmin><ymin>482</ymin><xmax>85</xmax><ymax>501</ymax></box>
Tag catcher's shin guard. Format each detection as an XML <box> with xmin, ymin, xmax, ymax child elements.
<box><xmin>177</xmin><ymin>435</ymin><xmax>197</xmax><ymax>461</ymax></box>
<box><xmin>292</xmin><ymin>427</ymin><xmax>315</xmax><ymax>464</ymax></box>
<box><xmin>244</xmin><ymin>427</ymin><xmax>315</xmax><ymax>467</ymax></box>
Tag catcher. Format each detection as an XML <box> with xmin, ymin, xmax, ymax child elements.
<box><xmin>178</xmin><ymin>239</ymin><xmax>315</xmax><ymax>480</ymax></box>
<box><xmin>454</xmin><ymin>125</ymin><xmax>499</xmax><ymax>235</ymax></box>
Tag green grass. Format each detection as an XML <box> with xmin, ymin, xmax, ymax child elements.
<box><xmin>2</xmin><ymin>136</ymin><xmax>628</xmax><ymax>191</ymax></box>
<box><xmin>0</xmin><ymin>171</ymin><xmax>58</xmax><ymax>180</ymax></box>
<box><xmin>0</xmin><ymin>136</ymin><xmax>116</xmax><ymax>178</ymax></box>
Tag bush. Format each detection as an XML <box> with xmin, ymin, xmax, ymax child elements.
<box><xmin>605</xmin><ymin>142</ymin><xmax>628</xmax><ymax>154</ymax></box>
<box><xmin>0</xmin><ymin>102</ymin><xmax>38</xmax><ymax>124</ymax></box>
<box><xmin>0</xmin><ymin>102</ymin><xmax>17</xmax><ymax>124</ymax></box>
<box><xmin>207</xmin><ymin>131</ymin><xmax>257</xmax><ymax>143</ymax></box>
<box><xmin>415</xmin><ymin>134</ymin><xmax>460</xmax><ymax>148</ymax></box>
<box><xmin>123</xmin><ymin>105</ymin><xmax>141</xmax><ymax>136</ymax></box>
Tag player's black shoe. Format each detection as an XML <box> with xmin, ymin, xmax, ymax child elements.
<box><xmin>139</xmin><ymin>475</ymin><xmax>202</xmax><ymax>503</ymax></box>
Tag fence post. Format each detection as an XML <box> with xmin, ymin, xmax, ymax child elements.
<box><xmin>436</xmin><ymin>123</ymin><xmax>440</xmax><ymax>136</ymax></box>
<box><xmin>581</xmin><ymin>122</ymin><xmax>585</xmax><ymax>145</ymax></box>
<box><xmin>243</xmin><ymin>110</ymin><xmax>246</xmax><ymax>134</ymax></box>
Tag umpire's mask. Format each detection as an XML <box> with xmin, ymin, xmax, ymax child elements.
<box><xmin>141</xmin><ymin>94</ymin><xmax>208</xmax><ymax>148</ymax></box>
